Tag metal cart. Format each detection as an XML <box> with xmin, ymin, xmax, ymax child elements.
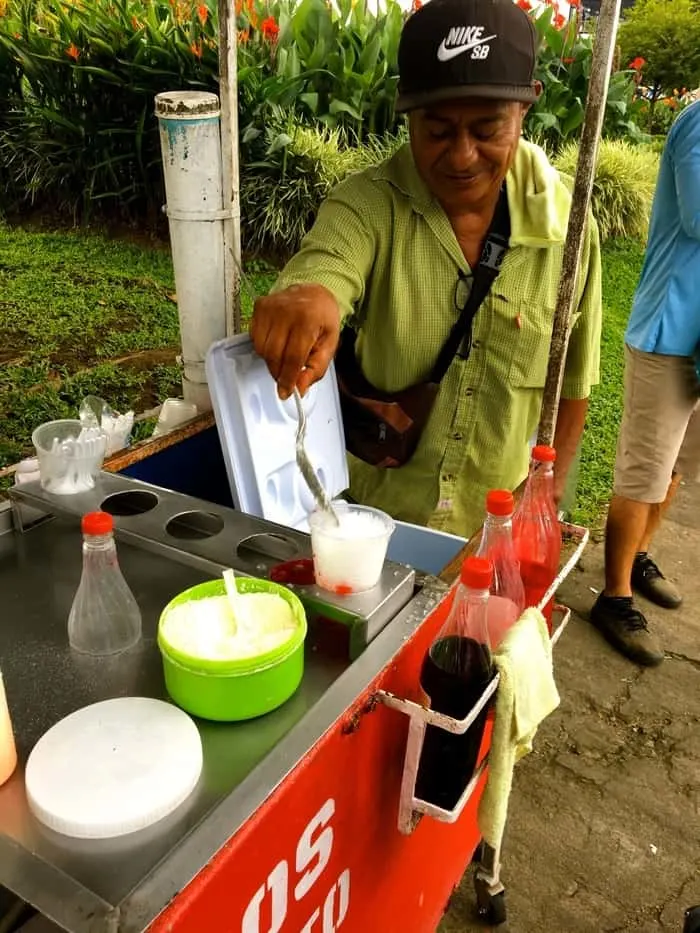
<box><xmin>1</xmin><ymin>430</ymin><xmax>588</xmax><ymax>933</ymax></box>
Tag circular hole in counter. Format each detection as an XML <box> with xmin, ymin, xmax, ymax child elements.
<box><xmin>166</xmin><ymin>510</ymin><xmax>224</xmax><ymax>541</ymax></box>
<box><xmin>237</xmin><ymin>533</ymin><xmax>299</xmax><ymax>564</ymax></box>
<box><xmin>101</xmin><ymin>490</ymin><xmax>159</xmax><ymax>516</ymax></box>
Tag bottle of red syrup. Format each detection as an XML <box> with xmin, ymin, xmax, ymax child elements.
<box><xmin>512</xmin><ymin>445</ymin><xmax>562</xmax><ymax>633</ymax></box>
<box><xmin>475</xmin><ymin>489</ymin><xmax>525</xmax><ymax>649</ymax></box>
<box><xmin>414</xmin><ymin>557</ymin><xmax>496</xmax><ymax>811</ymax></box>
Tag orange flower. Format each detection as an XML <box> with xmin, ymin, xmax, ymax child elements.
<box><xmin>261</xmin><ymin>15</ymin><xmax>279</xmax><ymax>41</ymax></box>
<box><xmin>517</xmin><ymin>0</ymin><xmax>532</xmax><ymax>10</ymax></box>
<box><xmin>131</xmin><ymin>15</ymin><xmax>143</xmax><ymax>29</ymax></box>
<box><xmin>553</xmin><ymin>11</ymin><xmax>565</xmax><ymax>28</ymax></box>
<box><xmin>563</xmin><ymin>56</ymin><xmax>575</xmax><ymax>64</ymax></box>
<box><xmin>197</xmin><ymin>3</ymin><xmax>208</xmax><ymax>25</ymax></box>
<box><xmin>66</xmin><ymin>43</ymin><xmax>80</xmax><ymax>60</ymax></box>
<box><xmin>411</xmin><ymin>0</ymin><xmax>422</xmax><ymax>10</ymax></box>
<box><xmin>569</xmin><ymin>0</ymin><xmax>580</xmax><ymax>6</ymax></box>
<box><xmin>629</xmin><ymin>56</ymin><xmax>646</xmax><ymax>71</ymax></box>
<box><xmin>237</xmin><ymin>27</ymin><xmax>249</xmax><ymax>42</ymax></box>
<box><xmin>190</xmin><ymin>39</ymin><xmax>202</xmax><ymax>57</ymax></box>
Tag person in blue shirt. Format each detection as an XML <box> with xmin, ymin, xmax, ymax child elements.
<box><xmin>591</xmin><ymin>100</ymin><xmax>700</xmax><ymax>667</ymax></box>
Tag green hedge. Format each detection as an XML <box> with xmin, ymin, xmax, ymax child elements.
<box><xmin>554</xmin><ymin>138</ymin><xmax>659</xmax><ymax>241</ymax></box>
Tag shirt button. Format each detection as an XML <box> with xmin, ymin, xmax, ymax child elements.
<box><xmin>472</xmin><ymin>340</ymin><xmax>481</xmax><ymax>349</ymax></box>
<box><xmin>441</xmin><ymin>474</ymin><xmax>455</xmax><ymax>483</ymax></box>
<box><xmin>451</xmin><ymin>432</ymin><xmax>463</xmax><ymax>441</ymax></box>
<box><xmin>465</xmin><ymin>387</ymin><xmax>474</xmax><ymax>397</ymax></box>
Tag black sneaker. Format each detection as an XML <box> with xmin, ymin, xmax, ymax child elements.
<box><xmin>632</xmin><ymin>552</ymin><xmax>683</xmax><ymax>609</ymax></box>
<box><xmin>590</xmin><ymin>594</ymin><xmax>664</xmax><ymax>667</ymax></box>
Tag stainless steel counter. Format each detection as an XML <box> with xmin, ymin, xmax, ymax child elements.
<box><xmin>0</xmin><ymin>503</ymin><xmax>445</xmax><ymax>933</ymax></box>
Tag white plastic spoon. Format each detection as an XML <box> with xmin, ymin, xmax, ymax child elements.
<box><xmin>222</xmin><ymin>568</ymin><xmax>254</xmax><ymax>637</ymax></box>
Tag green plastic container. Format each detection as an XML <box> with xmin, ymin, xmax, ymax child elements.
<box><xmin>157</xmin><ymin>577</ymin><xmax>307</xmax><ymax>722</ymax></box>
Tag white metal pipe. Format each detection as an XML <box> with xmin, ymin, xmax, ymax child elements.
<box><xmin>155</xmin><ymin>91</ymin><xmax>227</xmax><ymax>412</ymax></box>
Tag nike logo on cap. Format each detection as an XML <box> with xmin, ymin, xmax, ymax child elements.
<box><xmin>437</xmin><ymin>29</ymin><xmax>497</xmax><ymax>62</ymax></box>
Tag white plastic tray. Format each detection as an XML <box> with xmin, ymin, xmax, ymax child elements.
<box><xmin>206</xmin><ymin>334</ymin><xmax>349</xmax><ymax>531</ymax></box>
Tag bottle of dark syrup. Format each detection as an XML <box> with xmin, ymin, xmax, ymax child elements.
<box><xmin>414</xmin><ymin>556</ymin><xmax>496</xmax><ymax>811</ymax></box>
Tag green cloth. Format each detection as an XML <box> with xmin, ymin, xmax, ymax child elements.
<box><xmin>274</xmin><ymin>140</ymin><xmax>602</xmax><ymax>537</ymax></box>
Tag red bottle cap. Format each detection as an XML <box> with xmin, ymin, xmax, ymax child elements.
<box><xmin>460</xmin><ymin>556</ymin><xmax>493</xmax><ymax>590</ymax></box>
<box><xmin>532</xmin><ymin>445</ymin><xmax>557</xmax><ymax>463</ymax></box>
<box><xmin>486</xmin><ymin>489</ymin><xmax>515</xmax><ymax>516</ymax></box>
<box><xmin>82</xmin><ymin>511</ymin><xmax>113</xmax><ymax>536</ymax></box>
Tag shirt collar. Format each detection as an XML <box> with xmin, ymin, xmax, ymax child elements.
<box><xmin>372</xmin><ymin>140</ymin><xmax>572</xmax><ymax>248</ymax></box>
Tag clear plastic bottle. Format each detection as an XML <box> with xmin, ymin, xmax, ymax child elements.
<box><xmin>414</xmin><ymin>556</ymin><xmax>496</xmax><ymax>811</ymax></box>
<box><xmin>475</xmin><ymin>489</ymin><xmax>525</xmax><ymax>648</ymax></box>
<box><xmin>68</xmin><ymin>511</ymin><xmax>142</xmax><ymax>656</ymax></box>
<box><xmin>512</xmin><ymin>445</ymin><xmax>562</xmax><ymax>632</ymax></box>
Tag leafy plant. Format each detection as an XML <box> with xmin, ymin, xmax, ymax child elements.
<box><xmin>525</xmin><ymin>3</ymin><xmax>648</xmax><ymax>150</ymax></box>
<box><xmin>554</xmin><ymin>137</ymin><xmax>660</xmax><ymax>241</ymax></box>
<box><xmin>618</xmin><ymin>0</ymin><xmax>700</xmax><ymax>106</ymax></box>
<box><xmin>269</xmin><ymin>0</ymin><xmax>404</xmax><ymax>140</ymax></box>
<box><xmin>0</xmin><ymin>0</ymin><xmax>222</xmax><ymax>218</ymax></box>
<box><xmin>241</xmin><ymin>124</ymin><xmax>403</xmax><ymax>257</ymax></box>
<box><xmin>0</xmin><ymin>0</ymin><xmax>648</xmax><ymax>225</ymax></box>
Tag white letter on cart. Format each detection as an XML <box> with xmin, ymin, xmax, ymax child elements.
<box><xmin>294</xmin><ymin>799</ymin><xmax>336</xmax><ymax>902</ymax></box>
<box><xmin>242</xmin><ymin>860</ymin><xmax>288</xmax><ymax>933</ymax></box>
<box><xmin>323</xmin><ymin>870</ymin><xmax>350</xmax><ymax>932</ymax></box>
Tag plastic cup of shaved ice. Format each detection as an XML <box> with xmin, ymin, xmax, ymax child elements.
<box><xmin>309</xmin><ymin>502</ymin><xmax>395</xmax><ymax>595</ymax></box>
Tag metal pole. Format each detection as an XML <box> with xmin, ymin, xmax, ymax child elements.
<box><xmin>218</xmin><ymin>0</ymin><xmax>243</xmax><ymax>336</ymax></box>
<box><xmin>536</xmin><ymin>0</ymin><xmax>623</xmax><ymax>445</ymax></box>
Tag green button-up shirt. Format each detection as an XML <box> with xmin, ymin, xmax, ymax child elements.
<box><xmin>274</xmin><ymin>140</ymin><xmax>602</xmax><ymax>537</ymax></box>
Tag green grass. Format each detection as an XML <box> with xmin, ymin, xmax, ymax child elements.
<box><xmin>572</xmin><ymin>239</ymin><xmax>645</xmax><ymax>529</ymax></box>
<box><xmin>0</xmin><ymin>222</ymin><xmax>644</xmax><ymax>530</ymax></box>
<box><xmin>0</xmin><ymin>222</ymin><xmax>275</xmax><ymax>471</ymax></box>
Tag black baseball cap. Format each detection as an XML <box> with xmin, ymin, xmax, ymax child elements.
<box><xmin>396</xmin><ymin>0</ymin><xmax>539</xmax><ymax>113</ymax></box>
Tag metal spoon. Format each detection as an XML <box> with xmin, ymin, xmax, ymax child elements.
<box><xmin>293</xmin><ymin>388</ymin><xmax>340</xmax><ymax>525</ymax></box>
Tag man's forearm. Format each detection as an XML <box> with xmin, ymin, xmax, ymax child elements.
<box><xmin>552</xmin><ymin>397</ymin><xmax>589</xmax><ymax>504</ymax></box>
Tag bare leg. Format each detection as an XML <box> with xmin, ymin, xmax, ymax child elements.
<box><xmin>638</xmin><ymin>472</ymin><xmax>682</xmax><ymax>554</ymax></box>
<box><xmin>603</xmin><ymin>495</ymin><xmax>651</xmax><ymax>598</ymax></box>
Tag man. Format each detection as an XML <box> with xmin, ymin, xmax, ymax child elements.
<box><xmin>591</xmin><ymin>100</ymin><xmax>700</xmax><ymax>667</ymax></box>
<box><xmin>251</xmin><ymin>0</ymin><xmax>602</xmax><ymax>539</ymax></box>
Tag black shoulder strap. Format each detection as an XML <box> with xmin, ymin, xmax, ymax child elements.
<box><xmin>429</xmin><ymin>185</ymin><xmax>511</xmax><ymax>384</ymax></box>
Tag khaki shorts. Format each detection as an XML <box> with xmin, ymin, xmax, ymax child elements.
<box><xmin>614</xmin><ymin>345</ymin><xmax>700</xmax><ymax>503</ymax></box>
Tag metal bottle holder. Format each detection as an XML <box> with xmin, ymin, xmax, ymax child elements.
<box><xmin>377</xmin><ymin>521</ymin><xmax>588</xmax><ymax>835</ymax></box>
<box><xmin>376</xmin><ymin>521</ymin><xmax>589</xmax><ymax>923</ymax></box>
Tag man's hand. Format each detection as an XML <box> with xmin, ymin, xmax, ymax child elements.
<box><xmin>250</xmin><ymin>284</ymin><xmax>341</xmax><ymax>400</ymax></box>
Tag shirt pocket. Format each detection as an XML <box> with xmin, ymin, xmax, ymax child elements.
<box><xmin>507</xmin><ymin>300</ymin><xmax>556</xmax><ymax>389</ymax></box>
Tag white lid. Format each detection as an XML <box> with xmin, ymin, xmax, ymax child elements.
<box><xmin>206</xmin><ymin>334</ymin><xmax>349</xmax><ymax>531</ymax></box>
<box><xmin>25</xmin><ymin>697</ymin><xmax>202</xmax><ymax>839</ymax></box>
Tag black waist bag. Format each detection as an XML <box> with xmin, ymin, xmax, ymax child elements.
<box><xmin>335</xmin><ymin>187</ymin><xmax>510</xmax><ymax>468</ymax></box>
